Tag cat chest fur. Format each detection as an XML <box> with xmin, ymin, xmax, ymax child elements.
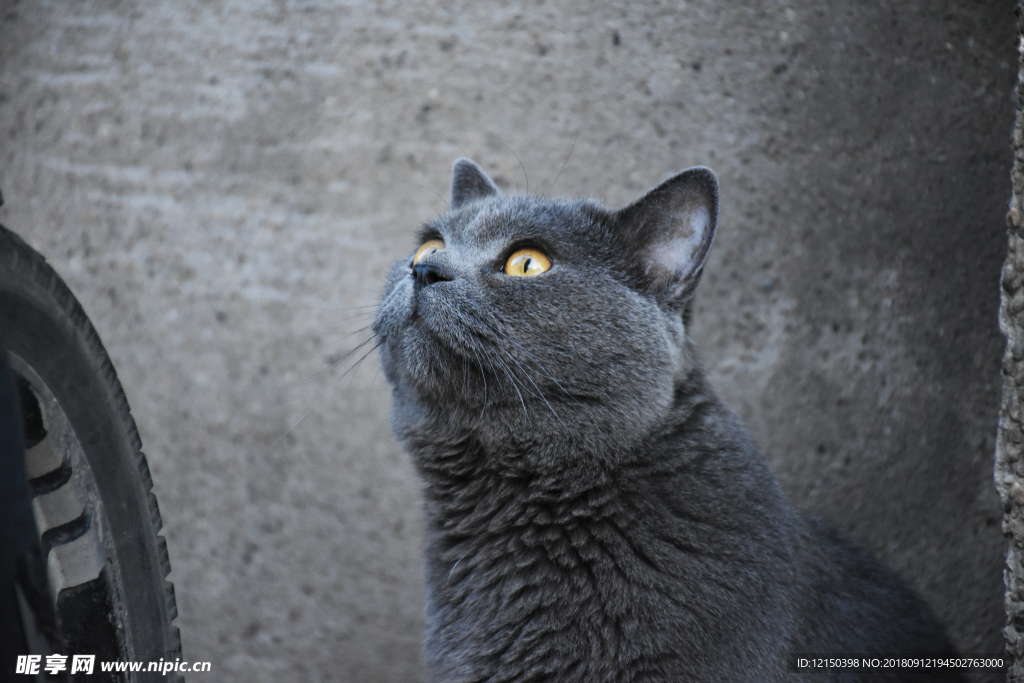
<box><xmin>412</xmin><ymin>417</ymin><xmax>801</xmax><ymax>682</ymax></box>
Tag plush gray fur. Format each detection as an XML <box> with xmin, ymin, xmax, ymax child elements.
<box><xmin>373</xmin><ymin>159</ymin><xmax>963</xmax><ymax>682</ymax></box>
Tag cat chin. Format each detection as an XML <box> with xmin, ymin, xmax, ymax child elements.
<box><xmin>389</xmin><ymin>373</ymin><xmax>676</xmax><ymax>481</ymax></box>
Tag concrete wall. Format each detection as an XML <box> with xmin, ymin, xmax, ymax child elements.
<box><xmin>998</xmin><ymin>3</ymin><xmax>1024</xmax><ymax>681</ymax></box>
<box><xmin>0</xmin><ymin>1</ymin><xmax>1015</xmax><ymax>681</ymax></box>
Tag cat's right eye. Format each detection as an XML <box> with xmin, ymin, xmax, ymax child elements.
<box><xmin>503</xmin><ymin>248</ymin><xmax>551</xmax><ymax>277</ymax></box>
<box><xmin>413</xmin><ymin>239</ymin><xmax>446</xmax><ymax>265</ymax></box>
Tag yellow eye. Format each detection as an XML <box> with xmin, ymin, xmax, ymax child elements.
<box><xmin>504</xmin><ymin>248</ymin><xmax>551</xmax><ymax>277</ymax></box>
<box><xmin>413</xmin><ymin>239</ymin><xmax>445</xmax><ymax>264</ymax></box>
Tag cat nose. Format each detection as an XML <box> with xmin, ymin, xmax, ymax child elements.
<box><xmin>412</xmin><ymin>262</ymin><xmax>452</xmax><ymax>287</ymax></box>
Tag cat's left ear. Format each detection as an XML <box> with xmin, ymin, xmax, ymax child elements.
<box><xmin>450</xmin><ymin>158</ymin><xmax>500</xmax><ymax>209</ymax></box>
<box><xmin>614</xmin><ymin>166</ymin><xmax>718</xmax><ymax>304</ymax></box>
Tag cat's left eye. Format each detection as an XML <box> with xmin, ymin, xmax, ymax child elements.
<box><xmin>503</xmin><ymin>248</ymin><xmax>551</xmax><ymax>277</ymax></box>
<box><xmin>413</xmin><ymin>239</ymin><xmax>446</xmax><ymax>265</ymax></box>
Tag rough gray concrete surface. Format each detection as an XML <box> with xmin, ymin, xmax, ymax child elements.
<box><xmin>0</xmin><ymin>1</ymin><xmax>1015</xmax><ymax>681</ymax></box>
<box><xmin>999</xmin><ymin>3</ymin><xmax>1024</xmax><ymax>680</ymax></box>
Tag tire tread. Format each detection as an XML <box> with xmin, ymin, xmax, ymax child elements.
<box><xmin>0</xmin><ymin>224</ymin><xmax>183</xmax><ymax>669</ymax></box>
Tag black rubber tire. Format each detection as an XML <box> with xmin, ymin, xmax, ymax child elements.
<box><xmin>0</xmin><ymin>224</ymin><xmax>182</xmax><ymax>682</ymax></box>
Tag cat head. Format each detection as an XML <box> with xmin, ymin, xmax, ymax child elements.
<box><xmin>374</xmin><ymin>158</ymin><xmax>718</xmax><ymax>480</ymax></box>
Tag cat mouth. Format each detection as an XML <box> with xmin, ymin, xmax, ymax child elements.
<box><xmin>406</xmin><ymin>286</ymin><xmax>448</xmax><ymax>333</ymax></box>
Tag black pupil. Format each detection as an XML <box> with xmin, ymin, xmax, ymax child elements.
<box><xmin>523</xmin><ymin>257</ymin><xmax>532</xmax><ymax>273</ymax></box>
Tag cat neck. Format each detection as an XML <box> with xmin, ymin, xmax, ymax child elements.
<box><xmin>399</xmin><ymin>365</ymin><xmax>780</xmax><ymax>529</ymax></box>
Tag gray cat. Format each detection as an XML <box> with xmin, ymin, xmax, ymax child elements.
<box><xmin>373</xmin><ymin>158</ymin><xmax>963</xmax><ymax>682</ymax></box>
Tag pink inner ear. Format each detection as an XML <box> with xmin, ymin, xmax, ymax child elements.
<box><xmin>649</xmin><ymin>206</ymin><xmax>711</xmax><ymax>280</ymax></box>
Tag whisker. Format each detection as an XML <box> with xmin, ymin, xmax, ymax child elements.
<box><xmin>497</xmin><ymin>137</ymin><xmax>529</xmax><ymax>195</ymax></box>
<box><xmin>422</xmin><ymin>128</ymin><xmax>470</xmax><ymax>160</ymax></box>
<box><xmin>287</xmin><ymin>298</ymin><xmax>380</xmax><ymax>313</ymax></box>
<box><xmin>499</xmin><ymin>347</ymin><xmax>565</xmax><ymax>427</ymax></box>
<box><xmin>349</xmin><ymin>339</ymin><xmax>383</xmax><ymax>372</ymax></box>
<box><xmin>476</xmin><ymin>320</ymin><xmax>581</xmax><ymax>405</ymax></box>
<box><xmin>342</xmin><ymin>340</ymin><xmax>384</xmax><ymax>390</ymax></box>
<box><xmin>506</xmin><ymin>345</ymin><xmax>579</xmax><ymax>403</ymax></box>
<box><xmin>269</xmin><ymin>403</ymin><xmax>318</xmax><ymax>451</ymax></box>
<box><xmin>333</xmin><ymin>284</ymin><xmax>385</xmax><ymax>297</ymax></box>
<box><xmin>485</xmin><ymin>347</ymin><xmax>530</xmax><ymax>425</ymax></box>
<box><xmin>332</xmin><ymin>324</ymin><xmax>377</xmax><ymax>344</ymax></box>
<box><xmin>306</xmin><ymin>334</ymin><xmax>379</xmax><ymax>383</ymax></box>
<box><xmin>447</xmin><ymin>551</ymin><xmax>470</xmax><ymax>585</ymax></box>
<box><xmin>459</xmin><ymin>353</ymin><xmax>469</xmax><ymax>405</ymax></box>
<box><xmin>474</xmin><ymin>356</ymin><xmax>489</xmax><ymax>428</ymax></box>
<box><xmin>283</xmin><ymin>354</ymin><xmax>370</xmax><ymax>398</ymax></box>
<box><xmin>273</xmin><ymin>335</ymin><xmax>382</xmax><ymax>448</ymax></box>
<box><xmin>492</xmin><ymin>350</ymin><xmax>543</xmax><ymax>401</ymax></box>
<box><xmin>327</xmin><ymin>313</ymin><xmax>380</xmax><ymax>327</ymax></box>
<box><xmin>325</xmin><ymin>304</ymin><xmax>381</xmax><ymax>312</ymax></box>
<box><xmin>547</xmin><ymin>130</ymin><xmax>579</xmax><ymax>197</ymax></box>
<box><xmin>399</xmin><ymin>179</ymin><xmax>450</xmax><ymax>213</ymax></box>
<box><xmin>323</xmin><ymin>312</ymin><xmax>381</xmax><ymax>331</ymax></box>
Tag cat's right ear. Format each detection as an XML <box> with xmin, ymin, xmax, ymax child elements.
<box><xmin>613</xmin><ymin>166</ymin><xmax>719</xmax><ymax>305</ymax></box>
<box><xmin>450</xmin><ymin>158</ymin><xmax>500</xmax><ymax>209</ymax></box>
